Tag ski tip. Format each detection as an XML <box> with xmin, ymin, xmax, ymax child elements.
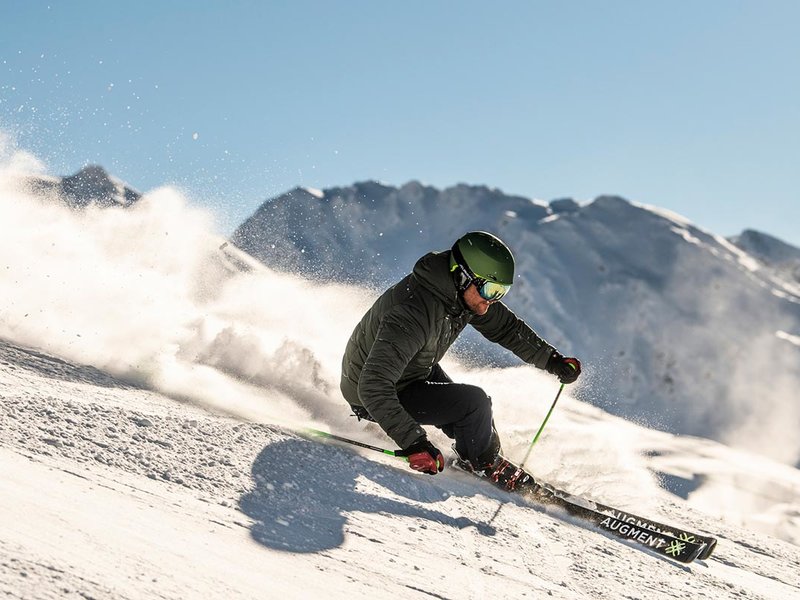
<box><xmin>698</xmin><ymin>538</ymin><xmax>718</xmax><ymax>561</ymax></box>
<box><xmin>683</xmin><ymin>537</ymin><xmax>719</xmax><ymax>564</ymax></box>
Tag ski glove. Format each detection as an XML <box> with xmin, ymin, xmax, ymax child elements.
<box><xmin>546</xmin><ymin>352</ymin><xmax>582</xmax><ymax>384</ymax></box>
<box><xmin>396</xmin><ymin>437</ymin><xmax>444</xmax><ymax>475</ymax></box>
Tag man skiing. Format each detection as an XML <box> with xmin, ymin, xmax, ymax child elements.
<box><xmin>340</xmin><ymin>231</ymin><xmax>581</xmax><ymax>476</ymax></box>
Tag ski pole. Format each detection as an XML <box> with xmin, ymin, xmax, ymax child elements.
<box><xmin>518</xmin><ymin>382</ymin><xmax>565</xmax><ymax>470</ymax></box>
<box><xmin>519</xmin><ymin>362</ymin><xmax>578</xmax><ymax>468</ymax></box>
<box><xmin>304</xmin><ymin>428</ymin><xmax>405</xmax><ymax>459</ymax></box>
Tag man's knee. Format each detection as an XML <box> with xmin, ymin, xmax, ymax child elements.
<box><xmin>462</xmin><ymin>385</ymin><xmax>492</xmax><ymax>414</ymax></box>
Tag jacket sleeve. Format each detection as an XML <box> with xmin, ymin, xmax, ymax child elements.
<box><xmin>357</xmin><ymin>305</ymin><xmax>429</xmax><ymax>450</ymax></box>
<box><xmin>470</xmin><ymin>302</ymin><xmax>555</xmax><ymax>368</ymax></box>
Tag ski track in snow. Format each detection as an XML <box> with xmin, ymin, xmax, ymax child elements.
<box><xmin>2</xmin><ymin>339</ymin><xmax>800</xmax><ymax>599</ymax></box>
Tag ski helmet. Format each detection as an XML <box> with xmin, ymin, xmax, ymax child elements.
<box><xmin>450</xmin><ymin>231</ymin><xmax>515</xmax><ymax>299</ymax></box>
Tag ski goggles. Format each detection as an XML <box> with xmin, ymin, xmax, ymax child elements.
<box><xmin>475</xmin><ymin>278</ymin><xmax>511</xmax><ymax>302</ymax></box>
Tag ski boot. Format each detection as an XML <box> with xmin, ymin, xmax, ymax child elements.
<box><xmin>451</xmin><ymin>430</ymin><xmax>539</xmax><ymax>494</ymax></box>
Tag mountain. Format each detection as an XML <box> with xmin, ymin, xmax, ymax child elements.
<box><xmin>730</xmin><ymin>229</ymin><xmax>800</xmax><ymax>266</ymax></box>
<box><xmin>730</xmin><ymin>229</ymin><xmax>800</xmax><ymax>289</ymax></box>
<box><xmin>231</xmin><ymin>181</ymin><xmax>550</xmax><ymax>285</ymax></box>
<box><xmin>21</xmin><ymin>164</ymin><xmax>141</xmax><ymax>208</ymax></box>
<box><xmin>232</xmin><ymin>182</ymin><xmax>800</xmax><ymax>465</ymax></box>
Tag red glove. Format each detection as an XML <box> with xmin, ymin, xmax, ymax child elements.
<box><xmin>396</xmin><ymin>437</ymin><xmax>444</xmax><ymax>475</ymax></box>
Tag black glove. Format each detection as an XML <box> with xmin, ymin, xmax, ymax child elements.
<box><xmin>396</xmin><ymin>437</ymin><xmax>444</xmax><ymax>475</ymax></box>
<box><xmin>546</xmin><ymin>352</ymin><xmax>582</xmax><ymax>384</ymax></box>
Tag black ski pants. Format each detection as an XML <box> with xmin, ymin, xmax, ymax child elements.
<box><xmin>397</xmin><ymin>364</ymin><xmax>496</xmax><ymax>464</ymax></box>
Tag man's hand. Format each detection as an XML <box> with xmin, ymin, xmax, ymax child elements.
<box><xmin>396</xmin><ymin>437</ymin><xmax>444</xmax><ymax>474</ymax></box>
<box><xmin>546</xmin><ymin>352</ymin><xmax>582</xmax><ymax>384</ymax></box>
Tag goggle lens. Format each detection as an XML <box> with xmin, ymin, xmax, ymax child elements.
<box><xmin>477</xmin><ymin>280</ymin><xmax>511</xmax><ymax>301</ymax></box>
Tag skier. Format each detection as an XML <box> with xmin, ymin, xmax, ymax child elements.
<box><xmin>340</xmin><ymin>231</ymin><xmax>581</xmax><ymax>476</ymax></box>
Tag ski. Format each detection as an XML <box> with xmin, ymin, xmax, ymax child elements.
<box><xmin>577</xmin><ymin>496</ymin><xmax>717</xmax><ymax>560</ymax></box>
<box><xmin>477</xmin><ymin>458</ymin><xmax>712</xmax><ymax>564</ymax></box>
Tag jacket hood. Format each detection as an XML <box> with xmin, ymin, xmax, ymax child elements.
<box><xmin>412</xmin><ymin>251</ymin><xmax>465</xmax><ymax>314</ymax></box>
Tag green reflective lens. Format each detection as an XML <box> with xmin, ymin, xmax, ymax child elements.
<box><xmin>478</xmin><ymin>280</ymin><xmax>510</xmax><ymax>301</ymax></box>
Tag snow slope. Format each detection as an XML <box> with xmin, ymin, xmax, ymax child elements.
<box><xmin>1</xmin><ymin>141</ymin><xmax>800</xmax><ymax>598</ymax></box>
<box><xmin>2</xmin><ymin>339</ymin><xmax>800</xmax><ymax>599</ymax></box>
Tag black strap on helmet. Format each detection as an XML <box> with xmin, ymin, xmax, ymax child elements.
<box><xmin>451</xmin><ymin>242</ymin><xmax>474</xmax><ymax>277</ymax></box>
<box><xmin>450</xmin><ymin>243</ymin><xmax>475</xmax><ymax>293</ymax></box>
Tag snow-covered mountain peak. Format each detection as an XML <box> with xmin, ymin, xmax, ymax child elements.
<box><xmin>729</xmin><ymin>229</ymin><xmax>800</xmax><ymax>295</ymax></box>
<box><xmin>21</xmin><ymin>164</ymin><xmax>141</xmax><ymax>208</ymax></box>
<box><xmin>549</xmin><ymin>197</ymin><xmax>580</xmax><ymax>213</ymax></box>
<box><xmin>586</xmin><ymin>194</ymin><xmax>632</xmax><ymax>211</ymax></box>
<box><xmin>299</xmin><ymin>185</ymin><xmax>325</xmax><ymax>199</ymax></box>
<box><xmin>347</xmin><ymin>179</ymin><xmax>397</xmax><ymax>200</ymax></box>
<box><xmin>397</xmin><ymin>179</ymin><xmax>435</xmax><ymax>195</ymax></box>
<box><xmin>731</xmin><ymin>229</ymin><xmax>800</xmax><ymax>266</ymax></box>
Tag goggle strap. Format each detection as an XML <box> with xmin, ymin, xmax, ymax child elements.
<box><xmin>451</xmin><ymin>245</ymin><xmax>476</xmax><ymax>292</ymax></box>
<box><xmin>451</xmin><ymin>244</ymin><xmax>477</xmax><ymax>281</ymax></box>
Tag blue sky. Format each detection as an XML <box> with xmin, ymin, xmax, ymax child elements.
<box><xmin>2</xmin><ymin>1</ymin><xmax>799</xmax><ymax>244</ymax></box>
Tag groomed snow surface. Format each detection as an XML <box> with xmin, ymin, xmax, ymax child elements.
<box><xmin>2</xmin><ymin>341</ymin><xmax>800</xmax><ymax>599</ymax></box>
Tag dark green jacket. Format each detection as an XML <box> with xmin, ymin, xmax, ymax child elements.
<box><xmin>340</xmin><ymin>251</ymin><xmax>555</xmax><ymax>449</ymax></box>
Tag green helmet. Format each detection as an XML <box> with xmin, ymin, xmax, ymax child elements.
<box><xmin>450</xmin><ymin>231</ymin><xmax>515</xmax><ymax>296</ymax></box>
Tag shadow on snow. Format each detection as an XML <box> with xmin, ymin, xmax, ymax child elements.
<box><xmin>239</xmin><ymin>437</ymin><xmax>499</xmax><ymax>553</ymax></box>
